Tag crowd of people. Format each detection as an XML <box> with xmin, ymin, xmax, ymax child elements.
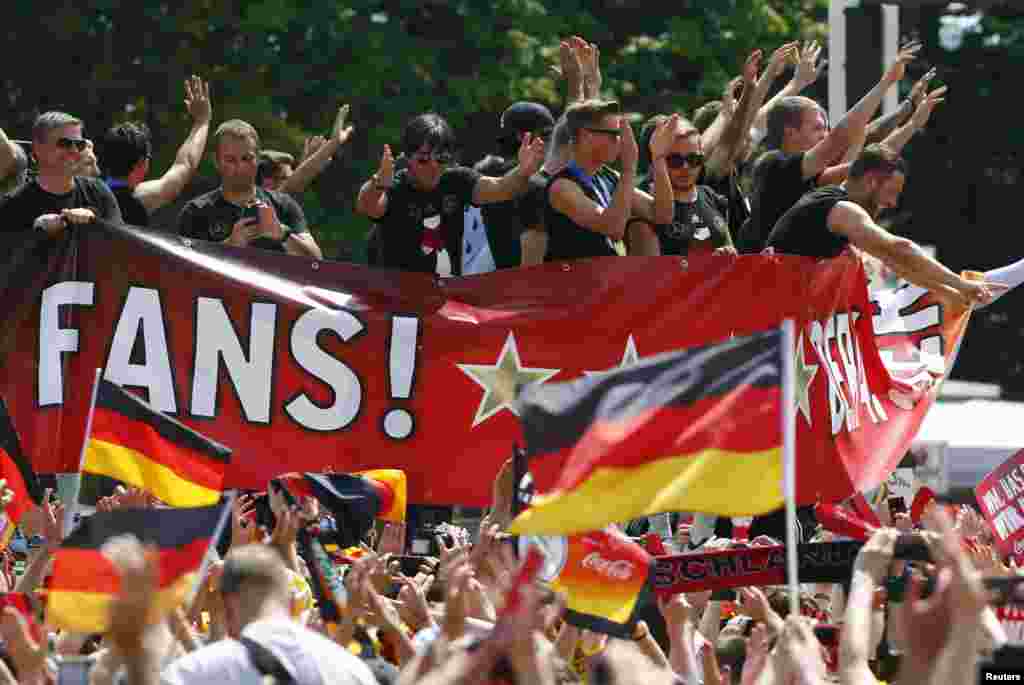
<box><xmin>1</xmin><ymin>32</ymin><xmax>1023</xmax><ymax>685</ymax></box>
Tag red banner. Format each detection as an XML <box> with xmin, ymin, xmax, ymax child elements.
<box><xmin>975</xmin><ymin>449</ymin><xmax>1024</xmax><ymax>557</ymax></box>
<box><xmin>0</xmin><ymin>223</ymin><xmax>970</xmax><ymax>506</ymax></box>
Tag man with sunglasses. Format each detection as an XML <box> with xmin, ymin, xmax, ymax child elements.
<box><xmin>628</xmin><ymin>117</ymin><xmax>735</xmax><ymax>258</ymax></box>
<box><xmin>356</xmin><ymin>112</ymin><xmax>545</xmax><ymax>277</ymax></box>
<box><xmin>0</xmin><ymin>111</ymin><xmax>121</xmax><ymax>239</ymax></box>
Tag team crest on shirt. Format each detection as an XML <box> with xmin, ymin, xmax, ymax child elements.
<box><xmin>694</xmin><ymin>226</ymin><xmax>711</xmax><ymax>241</ymax></box>
<box><xmin>442</xmin><ymin>195</ymin><xmax>460</xmax><ymax>215</ymax></box>
<box><xmin>210</xmin><ymin>222</ymin><xmax>232</xmax><ymax>240</ymax></box>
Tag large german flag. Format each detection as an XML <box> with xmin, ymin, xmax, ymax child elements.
<box><xmin>83</xmin><ymin>380</ymin><xmax>231</xmax><ymax>507</ymax></box>
<box><xmin>509</xmin><ymin>330</ymin><xmax>784</xmax><ymax>536</ymax></box>
<box><xmin>47</xmin><ymin>504</ymin><xmax>223</xmax><ymax>633</ymax></box>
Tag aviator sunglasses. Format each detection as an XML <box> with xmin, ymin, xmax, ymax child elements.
<box><xmin>56</xmin><ymin>137</ymin><xmax>89</xmax><ymax>152</ymax></box>
<box><xmin>665</xmin><ymin>152</ymin><xmax>705</xmax><ymax>169</ymax></box>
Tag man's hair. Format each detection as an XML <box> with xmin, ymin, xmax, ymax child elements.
<box><xmin>563</xmin><ymin>99</ymin><xmax>621</xmax><ymax>141</ymax></box>
<box><xmin>763</xmin><ymin>96</ymin><xmax>822</xmax><ymax>150</ymax></box>
<box><xmin>32</xmin><ymin>111</ymin><xmax>83</xmax><ymax>143</ymax></box>
<box><xmin>693</xmin><ymin>101</ymin><xmax>723</xmax><ymax>134</ymax></box>
<box><xmin>101</xmin><ymin>122</ymin><xmax>152</xmax><ymax>178</ymax></box>
<box><xmin>256</xmin><ymin>150</ymin><xmax>296</xmax><ymax>185</ymax></box>
<box><xmin>849</xmin><ymin>143</ymin><xmax>907</xmax><ymax>180</ymax></box>
<box><xmin>220</xmin><ymin>544</ymin><xmax>289</xmax><ymax>597</ymax></box>
<box><xmin>214</xmin><ymin>119</ymin><xmax>260</xmax><ymax>151</ymax></box>
<box><xmin>402</xmin><ymin>113</ymin><xmax>457</xmax><ymax>156</ymax></box>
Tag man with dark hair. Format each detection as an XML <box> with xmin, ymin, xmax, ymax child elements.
<box><xmin>177</xmin><ymin>119</ymin><xmax>322</xmax><ymax>258</ymax></box>
<box><xmin>737</xmin><ymin>44</ymin><xmax>922</xmax><ymax>254</ymax></box>
<box><xmin>472</xmin><ymin>101</ymin><xmax>555</xmax><ymax>270</ymax></box>
<box><xmin>102</xmin><ymin>76</ymin><xmax>212</xmax><ymax>227</ymax></box>
<box><xmin>256</xmin><ymin>150</ymin><xmax>296</xmax><ymax>191</ymax></box>
<box><xmin>356</xmin><ymin>111</ymin><xmax>545</xmax><ymax>276</ymax></box>
<box><xmin>0</xmin><ymin>111</ymin><xmax>121</xmax><ymax>238</ymax></box>
<box><xmin>766</xmin><ymin>144</ymin><xmax>999</xmax><ymax>307</ymax></box>
<box><xmin>545</xmin><ymin>99</ymin><xmax>675</xmax><ymax>261</ymax></box>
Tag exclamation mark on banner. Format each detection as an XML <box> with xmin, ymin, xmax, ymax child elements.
<box><xmin>384</xmin><ymin>316</ymin><xmax>419</xmax><ymax>439</ymax></box>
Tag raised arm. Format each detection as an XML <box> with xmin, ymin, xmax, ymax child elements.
<box><xmin>632</xmin><ymin>114</ymin><xmax>678</xmax><ymax>225</ymax></box>
<box><xmin>880</xmin><ymin>85</ymin><xmax>945</xmax><ymax>155</ymax></box>
<box><xmin>865</xmin><ymin>68</ymin><xmax>935</xmax><ymax>145</ymax></box>
<box><xmin>549</xmin><ymin>119</ymin><xmax>638</xmax><ymax>240</ymax></box>
<box><xmin>579</xmin><ymin>38</ymin><xmax>602</xmax><ymax>100</ymax></box>
<box><xmin>134</xmin><ymin>76</ymin><xmax>212</xmax><ymax>213</ymax></box>
<box><xmin>356</xmin><ymin>145</ymin><xmax>394</xmax><ymax>220</ymax></box>
<box><xmin>472</xmin><ymin>134</ymin><xmax>545</xmax><ymax>205</ymax></box>
<box><xmin>279</xmin><ymin>105</ymin><xmax>354</xmax><ymax>195</ymax></box>
<box><xmin>753</xmin><ymin>40</ymin><xmax>823</xmax><ymax>134</ymax></box>
<box><xmin>802</xmin><ymin>44</ymin><xmax>918</xmax><ymax>180</ymax></box>
<box><xmin>828</xmin><ymin>200</ymin><xmax>995</xmax><ymax>306</ymax></box>
<box><xmin>839</xmin><ymin>528</ymin><xmax>897</xmax><ymax>685</ymax></box>
<box><xmin>705</xmin><ymin>48</ymin><xmax>772</xmax><ymax>177</ymax></box>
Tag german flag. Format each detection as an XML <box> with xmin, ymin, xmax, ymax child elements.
<box><xmin>83</xmin><ymin>380</ymin><xmax>231</xmax><ymax>507</ymax></box>
<box><xmin>0</xmin><ymin>396</ymin><xmax>43</xmax><ymax>548</ymax></box>
<box><xmin>509</xmin><ymin>330</ymin><xmax>785</xmax><ymax>536</ymax></box>
<box><xmin>47</xmin><ymin>504</ymin><xmax>224</xmax><ymax>633</ymax></box>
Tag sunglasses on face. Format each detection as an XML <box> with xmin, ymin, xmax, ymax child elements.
<box><xmin>56</xmin><ymin>137</ymin><xmax>89</xmax><ymax>152</ymax></box>
<box><xmin>666</xmin><ymin>153</ymin><xmax>705</xmax><ymax>169</ymax></box>
<box><xmin>410</xmin><ymin>150</ymin><xmax>454</xmax><ymax>165</ymax></box>
<box><xmin>583</xmin><ymin>127</ymin><xmax>622</xmax><ymax>140</ymax></box>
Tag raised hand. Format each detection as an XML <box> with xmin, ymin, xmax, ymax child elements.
<box><xmin>375</xmin><ymin>145</ymin><xmax>395</xmax><ymax>188</ymax></box>
<box><xmin>793</xmin><ymin>40</ymin><xmax>825</xmax><ymax>89</ymax></box>
<box><xmin>742</xmin><ymin>49</ymin><xmax>764</xmax><ymax>86</ymax></box>
<box><xmin>184</xmin><ymin>75</ymin><xmax>212</xmax><ymax>124</ymax></box>
<box><xmin>579</xmin><ymin>38</ymin><xmax>602</xmax><ymax>95</ymax></box>
<box><xmin>649</xmin><ymin>113</ymin><xmax>681</xmax><ymax>162</ymax></box>
<box><xmin>722</xmin><ymin>77</ymin><xmax>741</xmax><ymax>119</ymax></box>
<box><xmin>302</xmin><ymin>135</ymin><xmax>327</xmax><ymax>163</ymax></box>
<box><xmin>378</xmin><ymin>521</ymin><xmax>406</xmax><ymax>555</ymax></box>
<box><xmin>884</xmin><ymin>42</ymin><xmax>922</xmax><ymax>85</ymax></box>
<box><xmin>620</xmin><ymin>117</ymin><xmax>639</xmax><ymax>174</ymax></box>
<box><xmin>910</xmin><ymin>85</ymin><xmax>947</xmax><ymax>129</ymax></box>
<box><xmin>517</xmin><ymin>133</ymin><xmax>546</xmax><ymax>176</ymax></box>
<box><xmin>331</xmin><ymin>104</ymin><xmax>354</xmax><ymax>146</ymax></box>
<box><xmin>231</xmin><ymin>493</ymin><xmax>256</xmax><ymax>547</ymax></box>
<box><xmin>765</xmin><ymin>41</ymin><xmax>799</xmax><ymax>82</ymax></box>
<box><xmin>909</xmin><ymin>67</ymin><xmax>937</xmax><ymax>107</ymax></box>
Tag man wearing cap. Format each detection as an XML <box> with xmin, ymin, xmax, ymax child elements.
<box><xmin>473</xmin><ymin>102</ymin><xmax>555</xmax><ymax>270</ymax></box>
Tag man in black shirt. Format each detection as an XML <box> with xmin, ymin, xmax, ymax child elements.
<box><xmin>737</xmin><ymin>44</ymin><xmax>922</xmax><ymax>254</ymax></box>
<box><xmin>0</xmin><ymin>111</ymin><xmax>122</xmax><ymax>239</ymax></box>
<box><xmin>102</xmin><ymin>76</ymin><xmax>212</xmax><ymax>227</ymax></box>
<box><xmin>629</xmin><ymin>117</ymin><xmax>735</xmax><ymax>258</ymax></box>
<box><xmin>177</xmin><ymin>119</ymin><xmax>321</xmax><ymax>258</ymax></box>
<box><xmin>767</xmin><ymin>144</ymin><xmax>1000</xmax><ymax>308</ymax></box>
<box><xmin>356</xmin><ymin>112</ymin><xmax>545</xmax><ymax>276</ymax></box>
<box><xmin>473</xmin><ymin>101</ymin><xmax>555</xmax><ymax>270</ymax></box>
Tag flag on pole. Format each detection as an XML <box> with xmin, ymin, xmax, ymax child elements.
<box><xmin>81</xmin><ymin>380</ymin><xmax>231</xmax><ymax>507</ymax></box>
<box><xmin>509</xmin><ymin>329</ymin><xmax>786</xmax><ymax>536</ymax></box>
<box><xmin>47</xmin><ymin>504</ymin><xmax>227</xmax><ymax>633</ymax></box>
<box><xmin>0</xmin><ymin>396</ymin><xmax>43</xmax><ymax>548</ymax></box>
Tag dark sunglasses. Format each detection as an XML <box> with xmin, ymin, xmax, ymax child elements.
<box><xmin>666</xmin><ymin>153</ymin><xmax>705</xmax><ymax>169</ymax></box>
<box><xmin>56</xmin><ymin>137</ymin><xmax>89</xmax><ymax>152</ymax></box>
<box><xmin>583</xmin><ymin>127</ymin><xmax>622</xmax><ymax>140</ymax></box>
<box><xmin>409</xmin><ymin>150</ymin><xmax>454</xmax><ymax>165</ymax></box>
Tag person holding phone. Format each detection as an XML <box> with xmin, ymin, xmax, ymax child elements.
<box><xmin>177</xmin><ymin>119</ymin><xmax>322</xmax><ymax>258</ymax></box>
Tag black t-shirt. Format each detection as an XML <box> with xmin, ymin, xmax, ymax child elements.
<box><xmin>738</xmin><ymin>151</ymin><xmax>817</xmax><ymax>254</ymax></box>
<box><xmin>703</xmin><ymin>166</ymin><xmax>750</xmax><ymax>236</ymax></box>
<box><xmin>544</xmin><ymin>165</ymin><xmax>622</xmax><ymax>262</ymax></box>
<box><xmin>0</xmin><ymin>176</ymin><xmax>123</xmax><ymax>234</ymax></box>
<box><xmin>373</xmin><ymin>166</ymin><xmax>480</xmax><ymax>276</ymax></box>
<box><xmin>473</xmin><ymin>155</ymin><xmax>540</xmax><ymax>270</ymax></box>
<box><xmin>521</xmin><ymin>170</ymin><xmax>549</xmax><ymax>232</ymax></box>
<box><xmin>631</xmin><ymin>182</ymin><xmax>733</xmax><ymax>257</ymax></box>
<box><xmin>177</xmin><ymin>186</ymin><xmax>309</xmax><ymax>253</ymax></box>
<box><xmin>766</xmin><ymin>185</ymin><xmax>851</xmax><ymax>258</ymax></box>
<box><xmin>109</xmin><ymin>181</ymin><xmax>149</xmax><ymax>227</ymax></box>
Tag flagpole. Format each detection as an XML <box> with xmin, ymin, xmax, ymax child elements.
<box><xmin>186</xmin><ymin>491</ymin><xmax>237</xmax><ymax>608</ymax></box>
<box><xmin>781</xmin><ymin>319</ymin><xmax>799</xmax><ymax>618</ymax></box>
<box><xmin>64</xmin><ymin>368</ymin><xmax>102</xmax><ymax>537</ymax></box>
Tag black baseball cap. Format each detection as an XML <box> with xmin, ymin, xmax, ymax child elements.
<box><xmin>500</xmin><ymin>102</ymin><xmax>555</xmax><ymax>135</ymax></box>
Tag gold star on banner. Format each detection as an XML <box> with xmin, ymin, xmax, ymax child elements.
<box><xmin>584</xmin><ymin>336</ymin><xmax>641</xmax><ymax>379</ymax></box>
<box><xmin>794</xmin><ymin>332</ymin><xmax>819</xmax><ymax>427</ymax></box>
<box><xmin>457</xmin><ymin>333</ymin><xmax>562</xmax><ymax>427</ymax></box>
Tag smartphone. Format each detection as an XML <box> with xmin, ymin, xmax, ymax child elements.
<box><xmin>395</xmin><ymin>555</ymin><xmax>429</xmax><ymax>578</ymax></box>
<box><xmin>984</xmin><ymin>576</ymin><xmax>1024</xmax><ymax>606</ymax></box>
<box><xmin>893</xmin><ymin>534</ymin><xmax>931</xmax><ymax>562</ymax></box>
<box><xmin>813</xmin><ymin>624</ymin><xmax>840</xmax><ymax>647</ymax></box>
<box><xmin>888</xmin><ymin>497</ymin><xmax>908</xmax><ymax>515</ymax></box>
<box><xmin>57</xmin><ymin>656</ymin><xmax>93</xmax><ymax>685</ymax></box>
<box><xmin>711</xmin><ymin>589</ymin><xmax>737</xmax><ymax>601</ymax></box>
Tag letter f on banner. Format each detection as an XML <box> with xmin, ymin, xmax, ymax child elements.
<box><xmin>39</xmin><ymin>282</ymin><xmax>95</xmax><ymax>407</ymax></box>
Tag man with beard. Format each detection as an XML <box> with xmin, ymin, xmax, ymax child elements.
<box><xmin>627</xmin><ymin>117</ymin><xmax>735</xmax><ymax>257</ymax></box>
<box><xmin>766</xmin><ymin>144</ymin><xmax>999</xmax><ymax>307</ymax></box>
<box><xmin>178</xmin><ymin>119</ymin><xmax>322</xmax><ymax>258</ymax></box>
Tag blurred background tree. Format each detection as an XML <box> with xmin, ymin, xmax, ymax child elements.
<box><xmin>3</xmin><ymin>0</ymin><xmax>1023</xmax><ymax>392</ymax></box>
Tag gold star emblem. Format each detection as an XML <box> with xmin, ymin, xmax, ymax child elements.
<box><xmin>584</xmin><ymin>335</ymin><xmax>641</xmax><ymax>379</ymax></box>
<box><xmin>794</xmin><ymin>332</ymin><xmax>819</xmax><ymax>426</ymax></box>
<box><xmin>457</xmin><ymin>333</ymin><xmax>561</xmax><ymax>427</ymax></box>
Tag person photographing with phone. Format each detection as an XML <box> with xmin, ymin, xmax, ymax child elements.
<box><xmin>178</xmin><ymin>119</ymin><xmax>322</xmax><ymax>258</ymax></box>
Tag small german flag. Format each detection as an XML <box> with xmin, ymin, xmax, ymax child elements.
<box><xmin>509</xmin><ymin>330</ymin><xmax>785</xmax><ymax>536</ymax></box>
<box><xmin>82</xmin><ymin>381</ymin><xmax>231</xmax><ymax>507</ymax></box>
<box><xmin>47</xmin><ymin>504</ymin><xmax>224</xmax><ymax>633</ymax></box>
<box><xmin>0</xmin><ymin>396</ymin><xmax>43</xmax><ymax>548</ymax></box>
